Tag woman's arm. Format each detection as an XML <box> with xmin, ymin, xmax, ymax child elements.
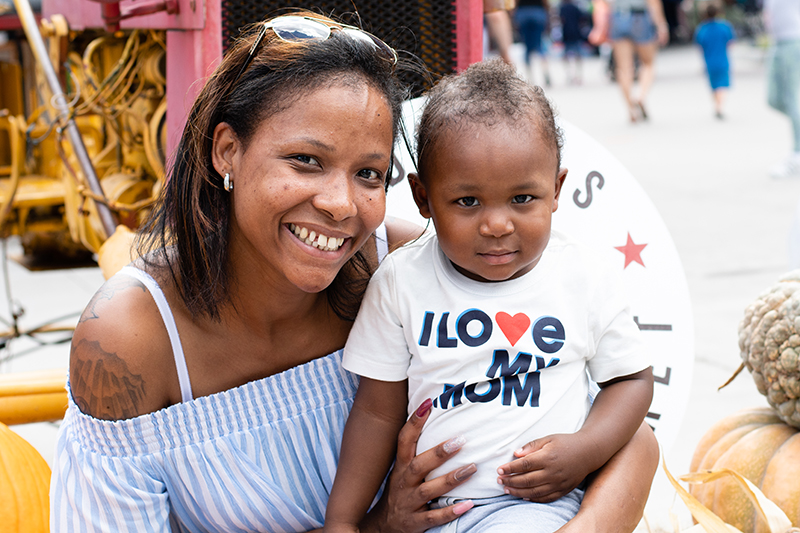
<box><xmin>70</xmin><ymin>274</ymin><xmax>176</xmax><ymax>420</ymax></box>
<box><xmin>588</xmin><ymin>0</ymin><xmax>610</xmax><ymax>46</ymax></box>
<box><xmin>325</xmin><ymin>378</ymin><xmax>409</xmax><ymax>532</ymax></box>
<box><xmin>556</xmin><ymin>422</ymin><xmax>659</xmax><ymax>533</ymax></box>
<box><xmin>384</xmin><ymin>215</ymin><xmax>425</xmax><ymax>249</ymax></box>
<box><xmin>645</xmin><ymin>0</ymin><xmax>670</xmax><ymax>45</ymax></box>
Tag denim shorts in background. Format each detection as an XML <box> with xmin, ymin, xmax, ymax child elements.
<box><xmin>610</xmin><ymin>10</ymin><xmax>657</xmax><ymax>44</ymax></box>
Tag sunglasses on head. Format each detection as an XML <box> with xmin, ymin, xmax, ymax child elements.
<box><xmin>233</xmin><ymin>15</ymin><xmax>399</xmax><ymax>86</ymax></box>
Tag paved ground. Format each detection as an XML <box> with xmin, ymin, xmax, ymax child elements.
<box><xmin>2</xmin><ymin>40</ymin><xmax>798</xmax><ymax>532</ymax></box>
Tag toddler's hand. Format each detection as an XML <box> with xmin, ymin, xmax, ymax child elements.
<box><xmin>495</xmin><ymin>433</ymin><xmax>593</xmax><ymax>503</ymax></box>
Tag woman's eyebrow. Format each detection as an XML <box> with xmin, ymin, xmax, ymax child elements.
<box><xmin>290</xmin><ymin>137</ymin><xmax>389</xmax><ymax>161</ymax></box>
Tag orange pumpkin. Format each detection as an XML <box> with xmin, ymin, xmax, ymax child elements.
<box><xmin>0</xmin><ymin>421</ymin><xmax>50</xmax><ymax>532</ymax></box>
<box><xmin>689</xmin><ymin>407</ymin><xmax>800</xmax><ymax>533</ymax></box>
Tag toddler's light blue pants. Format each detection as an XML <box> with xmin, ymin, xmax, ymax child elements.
<box><xmin>426</xmin><ymin>487</ymin><xmax>584</xmax><ymax>533</ymax></box>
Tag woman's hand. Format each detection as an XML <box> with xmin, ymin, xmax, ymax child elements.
<box><xmin>360</xmin><ymin>399</ymin><xmax>477</xmax><ymax>533</ymax></box>
<box><xmin>588</xmin><ymin>0</ymin><xmax>610</xmax><ymax>46</ymax></box>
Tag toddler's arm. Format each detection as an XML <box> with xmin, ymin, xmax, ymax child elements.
<box><xmin>496</xmin><ymin>367</ymin><xmax>654</xmax><ymax>502</ymax></box>
<box><xmin>324</xmin><ymin>377</ymin><xmax>409</xmax><ymax>533</ymax></box>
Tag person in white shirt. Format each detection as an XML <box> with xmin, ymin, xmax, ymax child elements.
<box><xmin>324</xmin><ymin>59</ymin><xmax>655</xmax><ymax>533</ymax></box>
<box><xmin>765</xmin><ymin>0</ymin><xmax>800</xmax><ymax>178</ymax></box>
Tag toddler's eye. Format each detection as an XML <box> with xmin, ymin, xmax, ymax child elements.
<box><xmin>357</xmin><ymin>169</ymin><xmax>383</xmax><ymax>182</ymax></box>
<box><xmin>457</xmin><ymin>197</ymin><xmax>479</xmax><ymax>207</ymax></box>
<box><xmin>512</xmin><ymin>195</ymin><xmax>534</xmax><ymax>204</ymax></box>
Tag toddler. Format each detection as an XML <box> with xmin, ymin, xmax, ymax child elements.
<box><xmin>695</xmin><ymin>4</ymin><xmax>735</xmax><ymax>119</ymax></box>
<box><xmin>324</xmin><ymin>59</ymin><xmax>653</xmax><ymax>533</ymax></box>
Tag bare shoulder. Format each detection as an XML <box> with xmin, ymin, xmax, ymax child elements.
<box><xmin>384</xmin><ymin>215</ymin><xmax>425</xmax><ymax>249</ymax></box>
<box><xmin>70</xmin><ymin>271</ymin><xmax>176</xmax><ymax>421</ymax></box>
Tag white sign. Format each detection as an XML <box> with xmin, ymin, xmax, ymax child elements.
<box><xmin>386</xmin><ymin>99</ymin><xmax>694</xmax><ymax>454</ymax></box>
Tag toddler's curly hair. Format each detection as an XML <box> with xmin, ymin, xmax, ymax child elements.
<box><xmin>416</xmin><ymin>58</ymin><xmax>563</xmax><ymax>179</ymax></box>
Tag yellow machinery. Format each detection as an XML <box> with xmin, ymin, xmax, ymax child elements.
<box><xmin>0</xmin><ymin>15</ymin><xmax>166</xmax><ymax>262</ymax></box>
<box><xmin>0</xmin><ymin>9</ymin><xmax>167</xmax><ymax>424</ymax></box>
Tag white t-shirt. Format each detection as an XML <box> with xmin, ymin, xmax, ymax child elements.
<box><xmin>343</xmin><ymin>230</ymin><xmax>649</xmax><ymax>498</ymax></box>
<box><xmin>765</xmin><ymin>0</ymin><xmax>800</xmax><ymax>41</ymax></box>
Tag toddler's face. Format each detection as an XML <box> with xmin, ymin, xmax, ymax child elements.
<box><xmin>411</xmin><ymin>120</ymin><xmax>566</xmax><ymax>283</ymax></box>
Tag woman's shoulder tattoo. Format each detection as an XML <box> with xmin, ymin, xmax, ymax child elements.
<box><xmin>79</xmin><ymin>275</ymin><xmax>146</xmax><ymax>323</ymax></box>
<box><xmin>71</xmin><ymin>338</ymin><xmax>147</xmax><ymax>420</ymax></box>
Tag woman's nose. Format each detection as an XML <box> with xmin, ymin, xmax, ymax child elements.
<box><xmin>479</xmin><ymin>210</ymin><xmax>514</xmax><ymax>237</ymax></box>
<box><xmin>313</xmin><ymin>173</ymin><xmax>358</xmax><ymax>221</ymax></box>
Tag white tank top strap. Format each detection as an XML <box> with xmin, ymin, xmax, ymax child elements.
<box><xmin>118</xmin><ymin>265</ymin><xmax>194</xmax><ymax>403</ymax></box>
<box><xmin>375</xmin><ymin>221</ymin><xmax>389</xmax><ymax>263</ymax></box>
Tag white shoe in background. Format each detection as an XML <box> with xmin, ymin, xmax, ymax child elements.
<box><xmin>771</xmin><ymin>152</ymin><xmax>800</xmax><ymax>179</ymax></box>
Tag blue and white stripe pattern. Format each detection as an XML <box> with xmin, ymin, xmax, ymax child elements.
<box><xmin>51</xmin><ymin>350</ymin><xmax>359</xmax><ymax>532</ymax></box>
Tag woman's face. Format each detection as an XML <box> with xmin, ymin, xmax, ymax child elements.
<box><xmin>212</xmin><ymin>81</ymin><xmax>393</xmax><ymax>295</ymax></box>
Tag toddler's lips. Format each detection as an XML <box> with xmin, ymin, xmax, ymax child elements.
<box><xmin>479</xmin><ymin>251</ymin><xmax>517</xmax><ymax>265</ymax></box>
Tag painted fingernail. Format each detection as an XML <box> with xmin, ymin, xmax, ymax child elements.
<box><xmin>415</xmin><ymin>398</ymin><xmax>433</xmax><ymax>418</ymax></box>
<box><xmin>452</xmin><ymin>500</ymin><xmax>474</xmax><ymax>516</ymax></box>
<box><xmin>454</xmin><ymin>463</ymin><xmax>477</xmax><ymax>481</ymax></box>
<box><xmin>443</xmin><ymin>435</ymin><xmax>466</xmax><ymax>454</ymax></box>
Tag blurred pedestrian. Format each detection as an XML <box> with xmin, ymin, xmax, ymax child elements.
<box><xmin>590</xmin><ymin>0</ymin><xmax>669</xmax><ymax>122</ymax></box>
<box><xmin>764</xmin><ymin>0</ymin><xmax>800</xmax><ymax>178</ymax></box>
<box><xmin>486</xmin><ymin>0</ymin><xmax>517</xmax><ymax>65</ymax></box>
<box><xmin>695</xmin><ymin>4</ymin><xmax>735</xmax><ymax>119</ymax></box>
<box><xmin>560</xmin><ymin>0</ymin><xmax>586</xmax><ymax>84</ymax></box>
<box><xmin>515</xmin><ymin>0</ymin><xmax>552</xmax><ymax>85</ymax></box>
<box><xmin>661</xmin><ymin>0</ymin><xmax>683</xmax><ymax>43</ymax></box>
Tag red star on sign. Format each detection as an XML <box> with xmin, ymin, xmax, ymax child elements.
<box><xmin>614</xmin><ymin>233</ymin><xmax>648</xmax><ymax>268</ymax></box>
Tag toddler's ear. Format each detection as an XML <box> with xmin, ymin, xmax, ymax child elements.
<box><xmin>408</xmin><ymin>173</ymin><xmax>432</xmax><ymax>219</ymax></box>
<box><xmin>553</xmin><ymin>168</ymin><xmax>568</xmax><ymax>212</ymax></box>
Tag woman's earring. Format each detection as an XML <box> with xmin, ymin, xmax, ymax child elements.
<box><xmin>223</xmin><ymin>172</ymin><xmax>233</xmax><ymax>192</ymax></box>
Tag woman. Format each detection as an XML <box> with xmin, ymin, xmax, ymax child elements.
<box><xmin>592</xmin><ymin>0</ymin><xmax>669</xmax><ymax>122</ymax></box>
<box><xmin>50</xmin><ymin>11</ymin><xmax>658</xmax><ymax>532</ymax></box>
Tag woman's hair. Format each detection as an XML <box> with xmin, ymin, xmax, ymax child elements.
<box><xmin>137</xmin><ymin>10</ymin><xmax>406</xmax><ymax>321</ymax></box>
<box><xmin>416</xmin><ymin>58</ymin><xmax>563</xmax><ymax>180</ymax></box>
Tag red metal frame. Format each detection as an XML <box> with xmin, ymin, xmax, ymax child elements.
<box><xmin>43</xmin><ymin>0</ymin><xmax>203</xmax><ymax>30</ymax></box>
<box><xmin>0</xmin><ymin>13</ymin><xmax>40</xmax><ymax>30</ymax></box>
<box><xmin>455</xmin><ymin>0</ymin><xmax>484</xmax><ymax>72</ymax></box>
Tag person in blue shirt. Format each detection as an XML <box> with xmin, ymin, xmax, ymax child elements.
<box><xmin>695</xmin><ymin>4</ymin><xmax>735</xmax><ymax>119</ymax></box>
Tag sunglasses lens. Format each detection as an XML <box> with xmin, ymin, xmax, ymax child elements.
<box><xmin>272</xmin><ymin>18</ymin><xmax>331</xmax><ymax>41</ymax></box>
<box><xmin>340</xmin><ymin>28</ymin><xmax>398</xmax><ymax>64</ymax></box>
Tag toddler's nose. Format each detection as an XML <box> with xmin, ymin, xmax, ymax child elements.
<box><xmin>479</xmin><ymin>210</ymin><xmax>514</xmax><ymax>238</ymax></box>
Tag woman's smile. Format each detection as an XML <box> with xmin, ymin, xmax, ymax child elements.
<box><xmin>288</xmin><ymin>223</ymin><xmax>346</xmax><ymax>252</ymax></box>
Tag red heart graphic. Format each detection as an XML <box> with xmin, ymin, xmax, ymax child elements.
<box><xmin>495</xmin><ymin>312</ymin><xmax>531</xmax><ymax>346</ymax></box>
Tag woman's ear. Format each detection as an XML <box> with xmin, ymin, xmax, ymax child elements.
<box><xmin>408</xmin><ymin>173</ymin><xmax>432</xmax><ymax>219</ymax></box>
<box><xmin>211</xmin><ymin>122</ymin><xmax>239</xmax><ymax>177</ymax></box>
